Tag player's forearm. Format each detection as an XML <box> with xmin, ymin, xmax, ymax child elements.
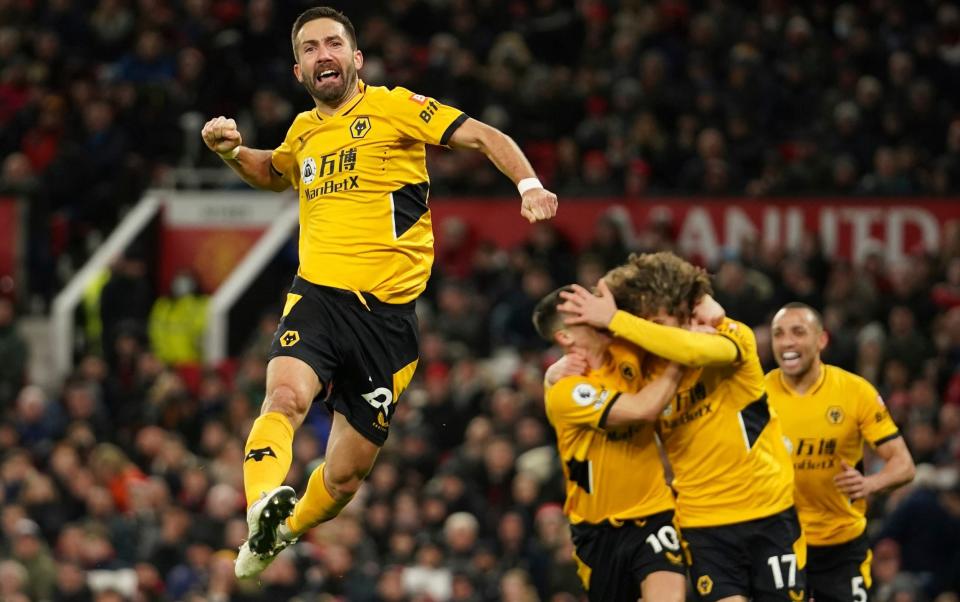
<box><xmin>606</xmin><ymin>367</ymin><xmax>682</xmax><ymax>426</ymax></box>
<box><xmin>866</xmin><ymin>443</ymin><xmax>916</xmax><ymax>494</ymax></box>
<box><xmin>222</xmin><ymin>147</ymin><xmax>289</xmax><ymax>192</ymax></box>
<box><xmin>608</xmin><ymin>311</ymin><xmax>738</xmax><ymax>367</ymax></box>
<box><xmin>456</xmin><ymin>121</ymin><xmax>535</xmax><ymax>183</ymax></box>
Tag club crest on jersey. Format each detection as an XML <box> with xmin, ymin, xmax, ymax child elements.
<box><xmin>572</xmin><ymin>383</ymin><xmax>598</xmax><ymax>407</ymax></box>
<box><xmin>280</xmin><ymin>330</ymin><xmax>300</xmax><ymax>347</ymax></box>
<box><xmin>302</xmin><ymin>157</ymin><xmax>317</xmax><ymax>185</ymax></box>
<box><xmin>826</xmin><ymin>406</ymin><xmax>845</xmax><ymax>425</ymax></box>
<box><xmin>619</xmin><ymin>362</ymin><xmax>636</xmax><ymax>381</ymax></box>
<box><xmin>350</xmin><ymin>116</ymin><xmax>372</xmax><ymax>139</ymax></box>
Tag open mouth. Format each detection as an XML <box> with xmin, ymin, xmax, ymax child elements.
<box><xmin>317</xmin><ymin>69</ymin><xmax>341</xmax><ymax>84</ymax></box>
<box><xmin>781</xmin><ymin>351</ymin><xmax>801</xmax><ymax>370</ymax></box>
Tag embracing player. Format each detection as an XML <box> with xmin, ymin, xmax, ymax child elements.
<box><xmin>532</xmin><ymin>287</ymin><xmax>724</xmax><ymax>602</ymax></box>
<box><xmin>556</xmin><ymin>252</ymin><xmax>805</xmax><ymax>602</ymax></box>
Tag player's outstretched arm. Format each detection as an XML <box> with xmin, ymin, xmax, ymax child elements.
<box><xmin>558</xmin><ymin>281</ymin><xmax>738</xmax><ymax>367</ymax></box>
<box><xmin>201</xmin><ymin>116</ymin><xmax>289</xmax><ymax>192</ymax></box>
<box><xmin>834</xmin><ymin>437</ymin><xmax>916</xmax><ymax>500</ymax></box>
<box><xmin>604</xmin><ymin>363</ymin><xmax>684</xmax><ymax>427</ymax></box>
<box><xmin>447</xmin><ymin>118</ymin><xmax>557</xmax><ymax>223</ymax></box>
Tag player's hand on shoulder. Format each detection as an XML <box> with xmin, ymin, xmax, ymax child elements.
<box><xmin>544</xmin><ymin>352</ymin><xmax>588</xmax><ymax>387</ymax></box>
<box><xmin>201</xmin><ymin>116</ymin><xmax>243</xmax><ymax>155</ymax></box>
<box><xmin>692</xmin><ymin>294</ymin><xmax>725</xmax><ymax>327</ymax></box>
<box><xmin>520</xmin><ymin>187</ymin><xmax>558</xmax><ymax>223</ymax></box>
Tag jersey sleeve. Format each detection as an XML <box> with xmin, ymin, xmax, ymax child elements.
<box><xmin>607</xmin><ymin>311</ymin><xmax>739</xmax><ymax>366</ymax></box>
<box><xmin>271</xmin><ymin>127</ymin><xmax>298</xmax><ymax>189</ymax></box>
<box><xmin>855</xmin><ymin>378</ymin><xmax>901</xmax><ymax>447</ymax></box>
<box><xmin>546</xmin><ymin>376</ymin><xmax>622</xmax><ymax>431</ymax></box>
<box><xmin>386</xmin><ymin>87</ymin><xmax>468</xmax><ymax>146</ymax></box>
<box><xmin>714</xmin><ymin>318</ymin><xmax>755</xmax><ymax>365</ymax></box>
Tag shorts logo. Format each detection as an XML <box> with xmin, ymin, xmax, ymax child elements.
<box><xmin>363</xmin><ymin>387</ymin><xmax>394</xmax><ymax>430</ymax></box>
<box><xmin>619</xmin><ymin>363</ymin><xmax>636</xmax><ymax>381</ymax></box>
<box><xmin>666</xmin><ymin>551</ymin><xmax>684</xmax><ymax>566</ymax></box>
<box><xmin>826</xmin><ymin>406</ymin><xmax>844</xmax><ymax>425</ymax></box>
<box><xmin>408</xmin><ymin>93</ymin><xmax>427</xmax><ymax>105</ymax></box>
<box><xmin>245</xmin><ymin>447</ymin><xmax>277</xmax><ymax>462</ymax></box>
<box><xmin>301</xmin><ymin>157</ymin><xmax>317</xmax><ymax>185</ymax></box>
<box><xmin>788</xmin><ymin>589</ymin><xmax>805</xmax><ymax>602</ymax></box>
<box><xmin>280</xmin><ymin>330</ymin><xmax>300</xmax><ymax>347</ymax></box>
<box><xmin>697</xmin><ymin>575</ymin><xmax>713</xmax><ymax>595</ymax></box>
<box><xmin>350</xmin><ymin>116</ymin><xmax>372</xmax><ymax>139</ymax></box>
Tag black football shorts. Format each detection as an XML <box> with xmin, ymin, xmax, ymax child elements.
<box><xmin>268</xmin><ymin>276</ymin><xmax>419</xmax><ymax>446</ymax></box>
<box><xmin>570</xmin><ymin>510</ymin><xmax>687</xmax><ymax>602</ymax></box>
<box><xmin>807</xmin><ymin>533</ymin><xmax>872</xmax><ymax>602</ymax></box>
<box><xmin>682</xmin><ymin>506</ymin><xmax>807</xmax><ymax>602</ymax></box>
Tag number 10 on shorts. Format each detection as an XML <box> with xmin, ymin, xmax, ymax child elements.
<box><xmin>645</xmin><ymin>526</ymin><xmax>681</xmax><ymax>552</ymax></box>
<box><xmin>767</xmin><ymin>554</ymin><xmax>798</xmax><ymax>589</ymax></box>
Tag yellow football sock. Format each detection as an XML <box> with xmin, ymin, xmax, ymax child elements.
<box><xmin>286</xmin><ymin>462</ymin><xmax>353</xmax><ymax>534</ymax></box>
<box><xmin>242</xmin><ymin>412</ymin><xmax>294</xmax><ymax>508</ymax></box>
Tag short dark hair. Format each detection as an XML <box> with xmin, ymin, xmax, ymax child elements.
<box><xmin>777</xmin><ymin>302</ymin><xmax>824</xmax><ymax>330</ymax></box>
<box><xmin>532</xmin><ymin>286</ymin><xmax>574</xmax><ymax>341</ymax></box>
<box><xmin>291</xmin><ymin>6</ymin><xmax>357</xmax><ymax>58</ymax></box>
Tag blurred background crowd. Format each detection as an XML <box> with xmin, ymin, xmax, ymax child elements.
<box><xmin>1</xmin><ymin>0</ymin><xmax>960</xmax><ymax>601</ymax></box>
<box><xmin>2</xmin><ymin>0</ymin><xmax>960</xmax><ymax>302</ymax></box>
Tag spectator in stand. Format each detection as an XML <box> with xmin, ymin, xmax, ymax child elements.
<box><xmin>148</xmin><ymin>270</ymin><xmax>209</xmax><ymax>367</ymax></box>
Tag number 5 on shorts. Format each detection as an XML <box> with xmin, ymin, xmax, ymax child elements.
<box><xmin>852</xmin><ymin>576</ymin><xmax>867</xmax><ymax>602</ymax></box>
<box><xmin>767</xmin><ymin>554</ymin><xmax>797</xmax><ymax>589</ymax></box>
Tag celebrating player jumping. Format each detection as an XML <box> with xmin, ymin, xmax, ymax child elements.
<box><xmin>200</xmin><ymin>6</ymin><xmax>557</xmax><ymax>579</ymax></box>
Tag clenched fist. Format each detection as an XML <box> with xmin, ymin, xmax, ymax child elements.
<box><xmin>520</xmin><ymin>187</ymin><xmax>558</xmax><ymax>223</ymax></box>
<box><xmin>201</xmin><ymin>116</ymin><xmax>242</xmax><ymax>156</ymax></box>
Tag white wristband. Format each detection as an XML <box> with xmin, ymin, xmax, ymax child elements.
<box><xmin>218</xmin><ymin>146</ymin><xmax>240</xmax><ymax>160</ymax></box>
<box><xmin>517</xmin><ymin>177</ymin><xmax>543</xmax><ymax>195</ymax></box>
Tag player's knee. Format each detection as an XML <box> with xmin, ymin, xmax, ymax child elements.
<box><xmin>323</xmin><ymin>462</ymin><xmax>369</xmax><ymax>501</ymax></box>
<box><xmin>264</xmin><ymin>384</ymin><xmax>310</xmax><ymax>422</ymax></box>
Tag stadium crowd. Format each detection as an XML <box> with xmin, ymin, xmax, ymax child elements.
<box><xmin>2</xmin><ymin>0</ymin><xmax>960</xmax><ymax>302</ymax></box>
<box><xmin>1</xmin><ymin>1</ymin><xmax>960</xmax><ymax>601</ymax></box>
<box><xmin>1</xmin><ymin>213</ymin><xmax>960</xmax><ymax>601</ymax></box>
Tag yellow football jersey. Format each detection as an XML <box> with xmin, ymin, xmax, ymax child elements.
<box><xmin>766</xmin><ymin>365</ymin><xmax>900</xmax><ymax>546</ymax></box>
<box><xmin>653</xmin><ymin>319</ymin><xmax>795</xmax><ymax>527</ymax></box>
<box><xmin>545</xmin><ymin>341</ymin><xmax>675</xmax><ymax>525</ymax></box>
<box><xmin>271</xmin><ymin>81</ymin><xmax>467</xmax><ymax>304</ymax></box>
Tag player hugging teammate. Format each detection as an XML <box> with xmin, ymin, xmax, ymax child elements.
<box><xmin>539</xmin><ymin>251</ymin><xmax>914</xmax><ymax>602</ymax></box>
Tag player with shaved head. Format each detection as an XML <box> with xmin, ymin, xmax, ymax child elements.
<box><xmin>767</xmin><ymin>302</ymin><xmax>915</xmax><ymax>602</ymax></box>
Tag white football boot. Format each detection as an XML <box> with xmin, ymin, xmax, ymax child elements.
<box><xmin>234</xmin><ymin>486</ymin><xmax>298</xmax><ymax>579</ymax></box>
